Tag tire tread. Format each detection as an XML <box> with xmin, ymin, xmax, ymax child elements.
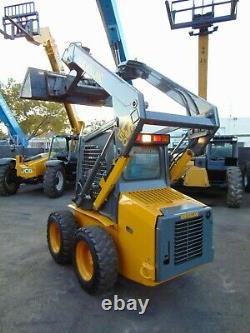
<box><xmin>43</xmin><ymin>165</ymin><xmax>65</xmax><ymax>198</ymax></box>
<box><xmin>47</xmin><ymin>210</ymin><xmax>76</xmax><ymax>264</ymax></box>
<box><xmin>226</xmin><ymin>166</ymin><xmax>243</xmax><ymax>208</ymax></box>
<box><xmin>74</xmin><ymin>226</ymin><xmax>118</xmax><ymax>294</ymax></box>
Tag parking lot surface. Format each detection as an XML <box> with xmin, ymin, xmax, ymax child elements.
<box><xmin>0</xmin><ymin>185</ymin><xmax>249</xmax><ymax>333</ymax></box>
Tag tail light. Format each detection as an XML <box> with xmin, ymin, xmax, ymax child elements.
<box><xmin>135</xmin><ymin>133</ymin><xmax>170</xmax><ymax>145</ymax></box>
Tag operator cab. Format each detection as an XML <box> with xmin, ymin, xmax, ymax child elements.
<box><xmin>75</xmin><ymin>130</ymin><xmax>170</xmax><ymax>220</ymax></box>
<box><xmin>49</xmin><ymin>135</ymin><xmax>78</xmax><ymax>162</ymax></box>
<box><xmin>207</xmin><ymin>136</ymin><xmax>238</xmax><ymax>167</ymax></box>
<box><xmin>120</xmin><ymin>133</ymin><xmax>170</xmax><ymax>192</ymax></box>
<box><xmin>186</xmin><ymin>135</ymin><xmax>240</xmax><ymax>188</ymax></box>
<box><xmin>47</xmin><ymin>135</ymin><xmax>79</xmax><ymax>182</ymax></box>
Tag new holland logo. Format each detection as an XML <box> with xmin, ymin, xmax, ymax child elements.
<box><xmin>180</xmin><ymin>211</ymin><xmax>199</xmax><ymax>220</ymax></box>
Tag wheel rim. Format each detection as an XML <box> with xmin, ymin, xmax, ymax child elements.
<box><xmin>55</xmin><ymin>170</ymin><xmax>64</xmax><ymax>191</ymax></box>
<box><xmin>76</xmin><ymin>240</ymin><xmax>94</xmax><ymax>282</ymax></box>
<box><xmin>49</xmin><ymin>222</ymin><xmax>61</xmax><ymax>254</ymax></box>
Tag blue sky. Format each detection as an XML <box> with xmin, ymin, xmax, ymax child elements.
<box><xmin>0</xmin><ymin>0</ymin><xmax>249</xmax><ymax>124</ymax></box>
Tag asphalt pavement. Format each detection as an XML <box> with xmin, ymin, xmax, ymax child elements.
<box><xmin>0</xmin><ymin>184</ymin><xmax>249</xmax><ymax>333</ymax></box>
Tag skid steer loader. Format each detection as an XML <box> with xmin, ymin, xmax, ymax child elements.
<box><xmin>21</xmin><ymin>43</ymin><xmax>219</xmax><ymax>293</ymax></box>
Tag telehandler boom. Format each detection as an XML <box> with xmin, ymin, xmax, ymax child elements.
<box><xmin>0</xmin><ymin>2</ymin><xmax>81</xmax><ymax>197</ymax></box>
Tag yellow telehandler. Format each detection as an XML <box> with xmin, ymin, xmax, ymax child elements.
<box><xmin>0</xmin><ymin>2</ymin><xmax>82</xmax><ymax>197</ymax></box>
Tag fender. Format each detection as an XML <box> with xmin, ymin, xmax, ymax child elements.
<box><xmin>0</xmin><ymin>157</ymin><xmax>16</xmax><ymax>166</ymax></box>
<box><xmin>46</xmin><ymin>159</ymin><xmax>64</xmax><ymax>167</ymax></box>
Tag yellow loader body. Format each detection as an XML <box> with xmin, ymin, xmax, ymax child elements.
<box><xmin>70</xmin><ymin>187</ymin><xmax>207</xmax><ymax>287</ymax></box>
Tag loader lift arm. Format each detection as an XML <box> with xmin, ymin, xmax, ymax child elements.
<box><xmin>21</xmin><ymin>43</ymin><xmax>219</xmax><ymax>209</ymax></box>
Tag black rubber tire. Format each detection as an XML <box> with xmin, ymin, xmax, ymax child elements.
<box><xmin>47</xmin><ymin>210</ymin><xmax>76</xmax><ymax>264</ymax></box>
<box><xmin>43</xmin><ymin>165</ymin><xmax>66</xmax><ymax>198</ymax></box>
<box><xmin>226</xmin><ymin>166</ymin><xmax>243</xmax><ymax>208</ymax></box>
<box><xmin>0</xmin><ymin>163</ymin><xmax>19</xmax><ymax>196</ymax></box>
<box><xmin>73</xmin><ymin>226</ymin><xmax>118</xmax><ymax>294</ymax></box>
<box><xmin>245</xmin><ymin>162</ymin><xmax>250</xmax><ymax>193</ymax></box>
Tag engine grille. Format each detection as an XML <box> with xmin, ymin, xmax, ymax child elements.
<box><xmin>127</xmin><ymin>188</ymin><xmax>184</xmax><ymax>206</ymax></box>
<box><xmin>82</xmin><ymin>145</ymin><xmax>107</xmax><ymax>198</ymax></box>
<box><xmin>174</xmin><ymin>217</ymin><xmax>203</xmax><ymax>265</ymax></box>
